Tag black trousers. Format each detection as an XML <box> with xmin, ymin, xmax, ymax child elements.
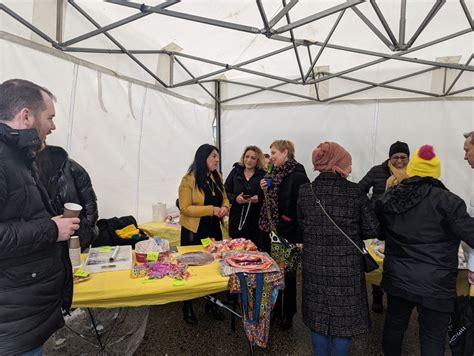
<box><xmin>372</xmin><ymin>284</ymin><xmax>384</xmax><ymax>303</ymax></box>
<box><xmin>382</xmin><ymin>294</ymin><xmax>451</xmax><ymax>356</ymax></box>
<box><xmin>273</xmin><ymin>271</ymin><xmax>297</xmax><ymax>317</ymax></box>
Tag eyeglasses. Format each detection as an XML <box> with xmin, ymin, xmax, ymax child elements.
<box><xmin>391</xmin><ymin>155</ymin><xmax>408</xmax><ymax>161</ymax></box>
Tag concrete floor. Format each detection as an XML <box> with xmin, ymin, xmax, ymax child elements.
<box><xmin>135</xmin><ymin>279</ymin><xmax>452</xmax><ymax>355</ymax></box>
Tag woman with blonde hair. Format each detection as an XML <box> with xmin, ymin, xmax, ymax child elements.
<box><xmin>225</xmin><ymin>145</ymin><xmax>266</xmax><ymax>245</ymax></box>
<box><xmin>259</xmin><ymin>139</ymin><xmax>309</xmax><ymax>330</ymax></box>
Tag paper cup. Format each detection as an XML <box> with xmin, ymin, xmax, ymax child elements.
<box><xmin>264</xmin><ymin>178</ymin><xmax>273</xmax><ymax>187</ymax></box>
<box><xmin>69</xmin><ymin>247</ymin><xmax>81</xmax><ymax>267</ymax></box>
<box><xmin>69</xmin><ymin>236</ymin><xmax>80</xmax><ymax>249</ymax></box>
<box><xmin>63</xmin><ymin>203</ymin><xmax>82</xmax><ymax>218</ymax></box>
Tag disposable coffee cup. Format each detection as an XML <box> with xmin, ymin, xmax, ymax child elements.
<box><xmin>69</xmin><ymin>247</ymin><xmax>81</xmax><ymax>267</ymax></box>
<box><xmin>63</xmin><ymin>203</ymin><xmax>82</xmax><ymax>218</ymax></box>
<box><xmin>69</xmin><ymin>236</ymin><xmax>81</xmax><ymax>267</ymax></box>
<box><xmin>69</xmin><ymin>236</ymin><xmax>80</xmax><ymax>249</ymax></box>
<box><xmin>264</xmin><ymin>178</ymin><xmax>273</xmax><ymax>187</ymax></box>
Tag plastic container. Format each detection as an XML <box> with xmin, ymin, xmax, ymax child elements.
<box><xmin>152</xmin><ymin>202</ymin><xmax>167</xmax><ymax>222</ymax></box>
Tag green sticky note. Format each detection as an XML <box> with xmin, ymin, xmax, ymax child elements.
<box><xmin>74</xmin><ymin>269</ymin><xmax>89</xmax><ymax>277</ymax></box>
<box><xmin>147</xmin><ymin>251</ymin><xmax>159</xmax><ymax>261</ymax></box>
<box><xmin>172</xmin><ymin>279</ymin><xmax>185</xmax><ymax>286</ymax></box>
<box><xmin>201</xmin><ymin>237</ymin><xmax>212</xmax><ymax>247</ymax></box>
<box><xmin>142</xmin><ymin>278</ymin><xmax>155</xmax><ymax>284</ymax></box>
<box><xmin>99</xmin><ymin>246</ymin><xmax>111</xmax><ymax>253</ymax></box>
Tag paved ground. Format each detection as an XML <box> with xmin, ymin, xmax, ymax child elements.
<box><xmin>135</xmin><ymin>279</ymin><xmax>452</xmax><ymax>355</ymax></box>
<box><xmin>43</xmin><ymin>278</ymin><xmax>452</xmax><ymax>355</ymax></box>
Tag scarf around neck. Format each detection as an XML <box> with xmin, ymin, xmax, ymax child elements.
<box><xmin>259</xmin><ymin>158</ymin><xmax>298</xmax><ymax>232</ymax></box>
<box><xmin>385</xmin><ymin>160</ymin><xmax>409</xmax><ymax>191</ymax></box>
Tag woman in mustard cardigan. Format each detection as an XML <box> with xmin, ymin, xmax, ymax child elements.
<box><xmin>178</xmin><ymin>144</ymin><xmax>230</xmax><ymax>324</ymax></box>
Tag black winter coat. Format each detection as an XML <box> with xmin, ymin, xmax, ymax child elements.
<box><xmin>375</xmin><ymin>176</ymin><xmax>474</xmax><ymax>301</ymax></box>
<box><xmin>0</xmin><ymin>124</ymin><xmax>72</xmax><ymax>355</ymax></box>
<box><xmin>37</xmin><ymin>145</ymin><xmax>99</xmax><ymax>250</ymax></box>
<box><xmin>358</xmin><ymin>160</ymin><xmax>390</xmax><ymax>201</ymax></box>
<box><xmin>298</xmin><ymin>172</ymin><xmax>380</xmax><ymax>337</ymax></box>
<box><xmin>276</xmin><ymin>163</ymin><xmax>309</xmax><ymax>244</ymax></box>
<box><xmin>224</xmin><ymin>164</ymin><xmax>265</xmax><ymax>242</ymax></box>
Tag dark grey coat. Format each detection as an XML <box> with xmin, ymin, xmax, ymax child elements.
<box><xmin>298</xmin><ymin>172</ymin><xmax>380</xmax><ymax>337</ymax></box>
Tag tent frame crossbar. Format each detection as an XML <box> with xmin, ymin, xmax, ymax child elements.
<box><xmin>0</xmin><ymin>0</ymin><xmax>473</xmax><ymax>104</ymax></box>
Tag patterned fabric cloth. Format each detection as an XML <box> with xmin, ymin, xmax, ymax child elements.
<box><xmin>228</xmin><ymin>271</ymin><xmax>285</xmax><ymax>348</ymax></box>
<box><xmin>220</xmin><ymin>251</ymin><xmax>280</xmax><ymax>276</ymax></box>
<box><xmin>270</xmin><ymin>240</ymin><xmax>302</xmax><ymax>273</ymax></box>
<box><xmin>258</xmin><ymin>159</ymin><xmax>298</xmax><ymax>233</ymax></box>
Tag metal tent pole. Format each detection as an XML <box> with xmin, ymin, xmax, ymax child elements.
<box><xmin>215</xmin><ymin>81</ymin><xmax>222</xmax><ymax>173</ymax></box>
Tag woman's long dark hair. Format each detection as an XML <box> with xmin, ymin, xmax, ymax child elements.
<box><xmin>187</xmin><ymin>144</ymin><xmax>224</xmax><ymax>192</ymax></box>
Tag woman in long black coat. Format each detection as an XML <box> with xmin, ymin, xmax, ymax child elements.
<box><xmin>224</xmin><ymin>145</ymin><xmax>266</xmax><ymax>245</ymax></box>
<box><xmin>298</xmin><ymin>142</ymin><xmax>379</xmax><ymax>356</ymax></box>
<box><xmin>259</xmin><ymin>140</ymin><xmax>309</xmax><ymax>330</ymax></box>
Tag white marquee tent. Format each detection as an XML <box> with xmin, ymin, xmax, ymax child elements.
<box><xmin>1</xmin><ymin>0</ymin><xmax>473</xmax><ymax>221</ymax></box>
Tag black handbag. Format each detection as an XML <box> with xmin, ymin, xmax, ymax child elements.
<box><xmin>310</xmin><ymin>187</ymin><xmax>379</xmax><ymax>273</ymax></box>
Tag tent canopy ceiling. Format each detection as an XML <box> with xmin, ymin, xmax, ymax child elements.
<box><xmin>1</xmin><ymin>1</ymin><xmax>473</xmax><ymax>221</ymax></box>
<box><xmin>0</xmin><ymin>0</ymin><xmax>473</xmax><ymax>105</ymax></box>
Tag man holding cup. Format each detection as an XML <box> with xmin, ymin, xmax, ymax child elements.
<box><xmin>0</xmin><ymin>79</ymin><xmax>80</xmax><ymax>355</ymax></box>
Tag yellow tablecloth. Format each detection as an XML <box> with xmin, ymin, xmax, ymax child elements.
<box><xmin>138</xmin><ymin>220</ymin><xmax>230</xmax><ymax>247</ymax></box>
<box><xmin>73</xmin><ymin>243</ymin><xmax>473</xmax><ymax>309</ymax></box>
<box><xmin>138</xmin><ymin>221</ymin><xmax>181</xmax><ymax>246</ymax></box>
<box><xmin>365</xmin><ymin>243</ymin><xmax>473</xmax><ymax>297</ymax></box>
<box><xmin>72</xmin><ymin>246</ymin><xmax>228</xmax><ymax>308</ymax></box>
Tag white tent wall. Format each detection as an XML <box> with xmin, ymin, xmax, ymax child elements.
<box><xmin>0</xmin><ymin>37</ymin><xmax>215</xmax><ymax>222</ymax></box>
<box><xmin>0</xmin><ymin>40</ymin><xmax>76</xmax><ymax>149</ymax></box>
<box><xmin>221</xmin><ymin>98</ymin><xmax>474</xmax><ymax>206</ymax></box>
<box><xmin>137</xmin><ymin>87</ymin><xmax>215</xmax><ymax>222</ymax></box>
<box><xmin>69</xmin><ymin>66</ymin><xmax>145</xmax><ymax>219</ymax></box>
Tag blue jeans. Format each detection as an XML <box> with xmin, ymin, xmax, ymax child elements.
<box><xmin>311</xmin><ymin>331</ymin><xmax>351</xmax><ymax>356</ymax></box>
<box><xmin>20</xmin><ymin>346</ymin><xmax>43</xmax><ymax>356</ymax></box>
